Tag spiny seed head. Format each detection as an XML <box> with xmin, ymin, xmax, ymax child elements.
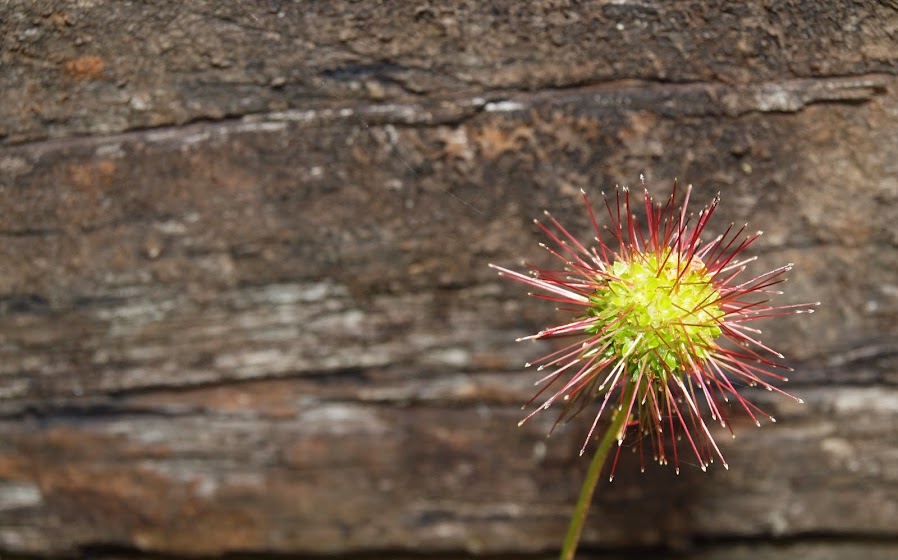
<box><xmin>587</xmin><ymin>250</ymin><xmax>723</xmax><ymax>381</ymax></box>
<box><xmin>490</xmin><ymin>178</ymin><xmax>818</xmax><ymax>477</ymax></box>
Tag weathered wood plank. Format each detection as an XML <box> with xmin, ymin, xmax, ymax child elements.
<box><xmin>2</xmin><ymin>1</ymin><xmax>896</xmax><ymax>144</ymax></box>
<box><xmin>1</xmin><ymin>385</ymin><xmax>896</xmax><ymax>555</ymax></box>
<box><xmin>1</xmin><ymin>77</ymin><xmax>896</xmax><ymax>404</ymax></box>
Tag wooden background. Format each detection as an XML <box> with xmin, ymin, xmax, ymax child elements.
<box><xmin>1</xmin><ymin>1</ymin><xmax>897</xmax><ymax>558</ymax></box>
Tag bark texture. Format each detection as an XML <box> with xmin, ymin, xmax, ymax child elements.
<box><xmin>1</xmin><ymin>1</ymin><xmax>897</xmax><ymax>558</ymax></box>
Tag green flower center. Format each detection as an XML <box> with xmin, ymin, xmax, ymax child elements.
<box><xmin>585</xmin><ymin>250</ymin><xmax>723</xmax><ymax>382</ymax></box>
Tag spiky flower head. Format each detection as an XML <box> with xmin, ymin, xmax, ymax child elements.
<box><xmin>490</xmin><ymin>177</ymin><xmax>818</xmax><ymax>476</ymax></box>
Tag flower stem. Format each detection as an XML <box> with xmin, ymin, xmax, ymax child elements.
<box><xmin>559</xmin><ymin>381</ymin><xmax>636</xmax><ymax>560</ymax></box>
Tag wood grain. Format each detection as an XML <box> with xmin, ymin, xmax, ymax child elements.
<box><xmin>1</xmin><ymin>1</ymin><xmax>897</xmax><ymax>557</ymax></box>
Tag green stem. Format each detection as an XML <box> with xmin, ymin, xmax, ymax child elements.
<box><xmin>559</xmin><ymin>381</ymin><xmax>637</xmax><ymax>560</ymax></box>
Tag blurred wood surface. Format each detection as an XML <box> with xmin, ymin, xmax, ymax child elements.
<box><xmin>1</xmin><ymin>1</ymin><xmax>897</xmax><ymax>558</ymax></box>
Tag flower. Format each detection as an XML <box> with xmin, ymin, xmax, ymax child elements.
<box><xmin>490</xmin><ymin>177</ymin><xmax>818</xmax><ymax>476</ymax></box>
